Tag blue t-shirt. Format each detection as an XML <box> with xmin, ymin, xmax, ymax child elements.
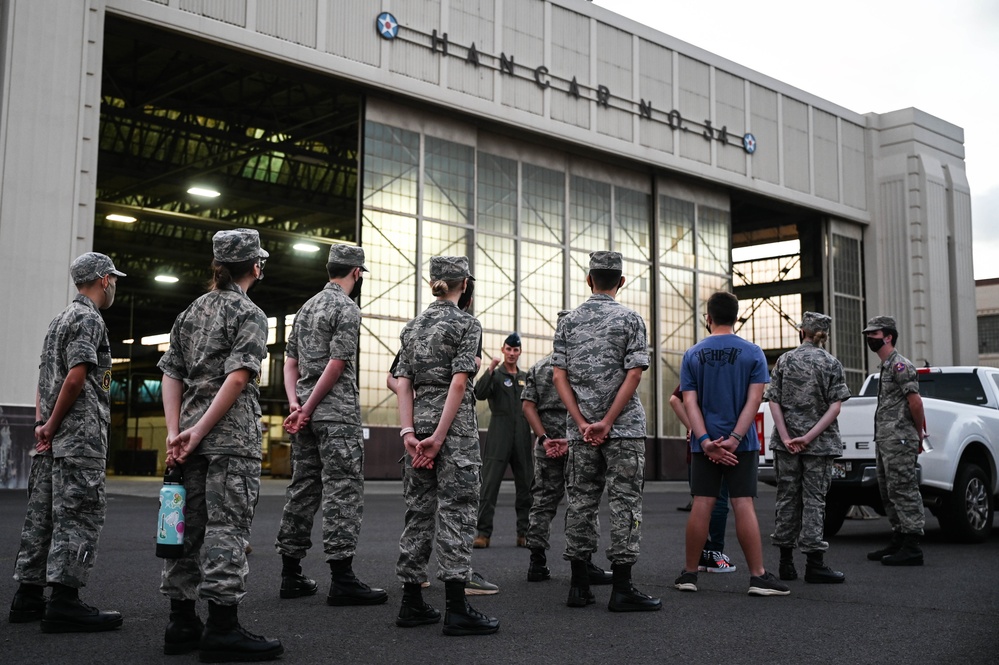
<box><xmin>680</xmin><ymin>334</ymin><xmax>769</xmax><ymax>453</ymax></box>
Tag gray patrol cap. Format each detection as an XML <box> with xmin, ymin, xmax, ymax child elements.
<box><xmin>862</xmin><ymin>315</ymin><xmax>897</xmax><ymax>333</ymax></box>
<box><xmin>589</xmin><ymin>250</ymin><xmax>623</xmax><ymax>271</ymax></box>
<box><xmin>328</xmin><ymin>244</ymin><xmax>368</xmax><ymax>271</ymax></box>
<box><xmin>71</xmin><ymin>252</ymin><xmax>126</xmax><ymax>284</ymax></box>
<box><xmin>799</xmin><ymin>311</ymin><xmax>832</xmax><ymax>333</ymax></box>
<box><xmin>213</xmin><ymin>228</ymin><xmax>269</xmax><ymax>263</ymax></box>
<box><xmin>430</xmin><ymin>256</ymin><xmax>473</xmax><ymax>281</ymax></box>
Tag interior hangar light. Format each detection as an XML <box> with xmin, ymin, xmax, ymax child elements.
<box><xmin>187</xmin><ymin>186</ymin><xmax>221</xmax><ymax>198</ymax></box>
<box><xmin>105</xmin><ymin>213</ymin><xmax>136</xmax><ymax>223</ymax></box>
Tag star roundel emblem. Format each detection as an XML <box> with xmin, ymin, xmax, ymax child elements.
<box><xmin>376</xmin><ymin>12</ymin><xmax>399</xmax><ymax>40</ymax></box>
<box><xmin>742</xmin><ymin>133</ymin><xmax>757</xmax><ymax>154</ymax></box>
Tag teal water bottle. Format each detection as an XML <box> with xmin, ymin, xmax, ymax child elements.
<box><xmin>156</xmin><ymin>465</ymin><xmax>186</xmax><ymax>558</ymax></box>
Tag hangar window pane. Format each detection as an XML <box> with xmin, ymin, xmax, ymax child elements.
<box><xmin>419</xmin><ymin>222</ymin><xmax>471</xmax><ymax>279</ymax></box>
<box><xmin>615</xmin><ymin>188</ymin><xmax>651</xmax><ymax>262</ymax></box>
<box><xmin>833</xmin><ymin>234</ymin><xmax>861</xmax><ymax>297</ymax></box>
<box><xmin>360</xmin><ymin>317</ymin><xmax>407</xmax><ymax>427</ymax></box>
<box><xmin>474</xmin><ymin>233</ymin><xmax>517</xmax><ymax>334</ymax></box>
<box><xmin>361</xmin><ymin>211</ymin><xmax>418</xmax><ymax>319</ymax></box>
<box><xmin>424</xmin><ymin>137</ymin><xmax>474</xmax><ymax>225</ymax></box>
<box><xmin>697</xmin><ymin>205</ymin><xmax>730</xmax><ymax>276</ymax></box>
<box><xmin>659</xmin><ymin>266</ymin><xmax>694</xmax><ymax>352</ymax></box>
<box><xmin>520</xmin><ymin>241</ymin><xmax>564</xmax><ymax>339</ymax></box>
<box><xmin>661</xmin><ymin>351</ymin><xmax>685</xmax><ymax>436</ymax></box>
<box><xmin>617</xmin><ymin>259</ymin><xmax>654</xmax><ymax>436</ymax></box>
<box><xmin>569</xmin><ymin>249</ymin><xmax>592</xmax><ymax>308</ymax></box>
<box><xmin>660</xmin><ymin>196</ymin><xmax>694</xmax><ymax>269</ymax></box>
<box><xmin>363</xmin><ymin>122</ymin><xmax>419</xmax><ymax>214</ymax></box>
<box><xmin>522</xmin><ymin>164</ymin><xmax>565</xmax><ymax>245</ymax></box>
<box><xmin>569</xmin><ymin>175</ymin><xmax>611</xmax><ymax>251</ymax></box>
<box><xmin>978</xmin><ymin>314</ymin><xmax>999</xmax><ymax>354</ymax></box>
<box><xmin>477</xmin><ymin>153</ymin><xmax>517</xmax><ymax>235</ymax></box>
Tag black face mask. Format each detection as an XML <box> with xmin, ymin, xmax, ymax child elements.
<box><xmin>457</xmin><ymin>279</ymin><xmax>475</xmax><ymax>312</ymax></box>
<box><xmin>349</xmin><ymin>275</ymin><xmax>363</xmax><ymax>300</ymax></box>
<box><xmin>866</xmin><ymin>337</ymin><xmax>885</xmax><ymax>353</ymax></box>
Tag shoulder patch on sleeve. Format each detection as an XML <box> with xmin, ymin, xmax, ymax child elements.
<box><xmin>894</xmin><ymin>362</ymin><xmax>906</xmax><ymax>372</ymax></box>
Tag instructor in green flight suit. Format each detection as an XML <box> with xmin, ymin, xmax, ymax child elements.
<box><xmin>473</xmin><ymin>333</ymin><xmax>534</xmax><ymax>548</ymax></box>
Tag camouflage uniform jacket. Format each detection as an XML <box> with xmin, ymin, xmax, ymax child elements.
<box><xmin>764</xmin><ymin>341</ymin><xmax>851</xmax><ymax>456</ymax></box>
<box><xmin>158</xmin><ymin>284</ymin><xmax>268</xmax><ymax>458</ymax></box>
<box><xmin>552</xmin><ymin>294</ymin><xmax>649</xmax><ymax>441</ymax></box>
<box><xmin>874</xmin><ymin>348</ymin><xmax>920</xmax><ymax>442</ymax></box>
<box><xmin>37</xmin><ymin>294</ymin><xmax>112</xmax><ymax>459</ymax></box>
<box><xmin>286</xmin><ymin>281</ymin><xmax>361</xmax><ymax>425</ymax></box>
<box><xmin>521</xmin><ymin>354</ymin><xmax>567</xmax><ymax>439</ymax></box>
<box><xmin>394</xmin><ymin>300</ymin><xmax>481</xmax><ymax>438</ymax></box>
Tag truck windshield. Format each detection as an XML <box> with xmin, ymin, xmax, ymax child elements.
<box><xmin>862</xmin><ymin>372</ymin><xmax>988</xmax><ymax>406</ymax></box>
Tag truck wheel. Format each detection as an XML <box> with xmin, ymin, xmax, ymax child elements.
<box><xmin>939</xmin><ymin>463</ymin><xmax>993</xmax><ymax>543</ymax></box>
<box><xmin>824</xmin><ymin>501</ymin><xmax>849</xmax><ymax>538</ymax></box>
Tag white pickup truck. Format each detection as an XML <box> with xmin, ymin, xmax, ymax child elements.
<box><xmin>759</xmin><ymin>366</ymin><xmax>999</xmax><ymax>542</ymax></box>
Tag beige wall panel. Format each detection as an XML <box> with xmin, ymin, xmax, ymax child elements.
<box><xmin>595</xmin><ymin>22</ymin><xmax>632</xmax><ymax>141</ymax></box>
<box><xmin>750</xmin><ymin>83</ymin><xmax>778</xmax><ymax>184</ymax></box>
<box><xmin>550</xmin><ymin>5</ymin><xmax>589</xmax><ymax>129</ymax></box>
<box><xmin>947</xmin><ymin>165</ymin><xmax>976</xmax><ymax>363</ymax></box>
<box><xmin>716</xmin><ymin>69</ymin><xmax>745</xmax><ymax>175</ymax></box>
<box><xmin>447</xmin><ymin>0</ymin><xmax>495</xmax><ymax>100</ymax></box>
<box><xmin>677</xmin><ymin>55</ymin><xmax>709</xmax><ymax>164</ymax></box>
<box><xmin>638</xmin><ymin>39</ymin><xmax>672</xmax><ymax>153</ymax></box>
<box><xmin>179</xmin><ymin>0</ymin><xmax>246</xmax><ymax>26</ymax></box>
<box><xmin>924</xmin><ymin>174</ymin><xmax>952</xmax><ymax>363</ymax></box>
<box><xmin>389</xmin><ymin>0</ymin><xmax>441</xmax><ymax>84</ymax></box>
<box><xmin>257</xmin><ymin>0</ymin><xmax>317</xmax><ymax>48</ymax></box>
<box><xmin>813</xmin><ymin>108</ymin><xmax>838</xmax><ymax>201</ymax></box>
<box><xmin>782</xmin><ymin>96</ymin><xmax>809</xmax><ymax>193</ymax></box>
<box><xmin>876</xmin><ymin>176</ymin><xmax>912</xmax><ymax>355</ymax></box>
<box><xmin>328</xmin><ymin>3</ymin><xmax>380</xmax><ymax>65</ymax></box>
<box><xmin>841</xmin><ymin>120</ymin><xmax>866</xmax><ymax>210</ymax></box>
<box><xmin>501</xmin><ymin>0</ymin><xmax>543</xmax><ymax>115</ymax></box>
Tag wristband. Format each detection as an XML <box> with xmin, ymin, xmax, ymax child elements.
<box><xmin>696</xmin><ymin>433</ymin><xmax>710</xmax><ymax>444</ymax></box>
<box><xmin>399</xmin><ymin>427</ymin><xmax>415</xmax><ymax>437</ymax></box>
<box><xmin>729</xmin><ymin>431</ymin><xmax>744</xmax><ymax>443</ymax></box>
<box><xmin>34</xmin><ymin>420</ymin><xmax>44</xmax><ymax>428</ymax></box>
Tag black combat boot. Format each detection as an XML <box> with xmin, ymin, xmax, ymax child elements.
<box><xmin>442</xmin><ymin>580</ymin><xmax>499</xmax><ymax>636</ymax></box>
<box><xmin>867</xmin><ymin>532</ymin><xmax>904</xmax><ymax>561</ymax></box>
<box><xmin>396</xmin><ymin>582</ymin><xmax>441</xmax><ymax>628</ymax></box>
<box><xmin>164</xmin><ymin>598</ymin><xmax>203</xmax><ymax>655</ymax></box>
<box><xmin>881</xmin><ymin>534</ymin><xmax>924</xmax><ymax>566</ymax></box>
<box><xmin>607</xmin><ymin>563</ymin><xmax>662</xmax><ymax>612</ymax></box>
<box><xmin>586</xmin><ymin>559</ymin><xmax>613</xmax><ymax>586</ymax></box>
<box><xmin>279</xmin><ymin>555</ymin><xmax>318</xmax><ymax>599</ymax></box>
<box><xmin>327</xmin><ymin>556</ymin><xmax>388</xmax><ymax>606</ymax></box>
<box><xmin>527</xmin><ymin>548</ymin><xmax>551</xmax><ymax>582</ymax></box>
<box><xmin>9</xmin><ymin>583</ymin><xmax>46</xmax><ymax>623</ymax></box>
<box><xmin>779</xmin><ymin>547</ymin><xmax>798</xmax><ymax>581</ymax></box>
<box><xmin>566</xmin><ymin>559</ymin><xmax>594</xmax><ymax>608</ymax></box>
<box><xmin>41</xmin><ymin>583</ymin><xmax>123</xmax><ymax>633</ymax></box>
<box><xmin>199</xmin><ymin>601</ymin><xmax>283</xmax><ymax>663</ymax></box>
<box><xmin>804</xmin><ymin>551</ymin><xmax>846</xmax><ymax>583</ymax></box>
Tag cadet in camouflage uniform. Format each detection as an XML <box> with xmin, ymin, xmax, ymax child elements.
<box><xmin>863</xmin><ymin>315</ymin><xmax>926</xmax><ymax>566</ymax></box>
<box><xmin>274</xmin><ymin>244</ymin><xmax>387</xmax><ymax>606</ymax></box>
<box><xmin>158</xmin><ymin>229</ymin><xmax>282</xmax><ymax>661</ymax></box>
<box><xmin>392</xmin><ymin>256</ymin><xmax>499</xmax><ymax>635</ymax></box>
<box><xmin>521</xmin><ymin>324</ymin><xmax>612</xmax><ymax>586</ymax></box>
<box><xmin>552</xmin><ymin>251</ymin><xmax>661</xmax><ymax>612</ymax></box>
<box><xmin>766</xmin><ymin>312</ymin><xmax>850</xmax><ymax>584</ymax></box>
<box><xmin>9</xmin><ymin>252</ymin><xmax>124</xmax><ymax>631</ymax></box>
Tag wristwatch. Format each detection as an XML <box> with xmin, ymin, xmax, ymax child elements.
<box><xmin>537</xmin><ymin>433</ymin><xmax>548</xmax><ymax>445</ymax></box>
<box><xmin>729</xmin><ymin>431</ymin><xmax>744</xmax><ymax>443</ymax></box>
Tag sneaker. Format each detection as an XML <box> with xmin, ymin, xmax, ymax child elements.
<box><xmin>674</xmin><ymin>570</ymin><xmax>698</xmax><ymax>592</ymax></box>
<box><xmin>698</xmin><ymin>550</ymin><xmax>736</xmax><ymax>573</ymax></box>
<box><xmin>748</xmin><ymin>571</ymin><xmax>791</xmax><ymax>596</ymax></box>
<box><xmin>464</xmin><ymin>571</ymin><xmax>499</xmax><ymax>596</ymax></box>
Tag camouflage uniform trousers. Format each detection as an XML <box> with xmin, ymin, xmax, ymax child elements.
<box><xmin>563</xmin><ymin>438</ymin><xmax>644</xmax><ymax>565</ymax></box>
<box><xmin>876</xmin><ymin>438</ymin><xmax>925</xmax><ymax>536</ymax></box>
<box><xmin>161</xmin><ymin>453</ymin><xmax>260</xmax><ymax>605</ymax></box>
<box><xmin>275</xmin><ymin>422</ymin><xmax>364</xmax><ymax>562</ymax></box>
<box><xmin>13</xmin><ymin>453</ymin><xmax>107</xmax><ymax>588</ymax></box>
<box><xmin>525</xmin><ymin>445</ymin><xmax>567</xmax><ymax>551</ymax></box>
<box><xmin>396</xmin><ymin>435</ymin><xmax>480</xmax><ymax>584</ymax></box>
<box><xmin>771</xmin><ymin>449</ymin><xmax>836</xmax><ymax>552</ymax></box>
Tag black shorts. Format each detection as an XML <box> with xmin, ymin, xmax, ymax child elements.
<box><xmin>690</xmin><ymin>451</ymin><xmax>759</xmax><ymax>498</ymax></box>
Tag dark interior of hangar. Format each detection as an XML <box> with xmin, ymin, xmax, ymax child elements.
<box><xmin>97</xmin><ymin>16</ymin><xmax>361</xmax><ymax>390</ymax></box>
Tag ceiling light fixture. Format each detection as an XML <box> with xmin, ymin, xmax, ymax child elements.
<box><xmin>155</xmin><ymin>275</ymin><xmax>179</xmax><ymax>283</ymax></box>
<box><xmin>187</xmin><ymin>186</ymin><xmax>221</xmax><ymax>197</ymax></box>
<box><xmin>141</xmin><ymin>333</ymin><xmax>171</xmax><ymax>346</ymax></box>
<box><xmin>293</xmin><ymin>243</ymin><xmax>321</xmax><ymax>253</ymax></box>
<box><xmin>105</xmin><ymin>213</ymin><xmax>137</xmax><ymax>223</ymax></box>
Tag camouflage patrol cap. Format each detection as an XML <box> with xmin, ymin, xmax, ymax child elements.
<box><xmin>71</xmin><ymin>252</ymin><xmax>126</xmax><ymax>284</ymax></box>
<box><xmin>799</xmin><ymin>311</ymin><xmax>832</xmax><ymax>333</ymax></box>
<box><xmin>862</xmin><ymin>315</ymin><xmax>897</xmax><ymax>333</ymax></box>
<box><xmin>213</xmin><ymin>228</ymin><xmax>269</xmax><ymax>263</ymax></box>
<box><xmin>430</xmin><ymin>256</ymin><xmax>473</xmax><ymax>281</ymax></box>
<box><xmin>328</xmin><ymin>244</ymin><xmax>368</xmax><ymax>271</ymax></box>
<box><xmin>589</xmin><ymin>251</ymin><xmax>623</xmax><ymax>272</ymax></box>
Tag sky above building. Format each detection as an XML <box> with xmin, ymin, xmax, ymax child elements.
<box><xmin>595</xmin><ymin>0</ymin><xmax>999</xmax><ymax>279</ymax></box>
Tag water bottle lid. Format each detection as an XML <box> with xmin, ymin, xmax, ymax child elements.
<box><xmin>163</xmin><ymin>465</ymin><xmax>184</xmax><ymax>484</ymax></box>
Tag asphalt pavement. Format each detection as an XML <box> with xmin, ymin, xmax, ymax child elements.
<box><xmin>1</xmin><ymin>478</ymin><xmax>997</xmax><ymax>664</ymax></box>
